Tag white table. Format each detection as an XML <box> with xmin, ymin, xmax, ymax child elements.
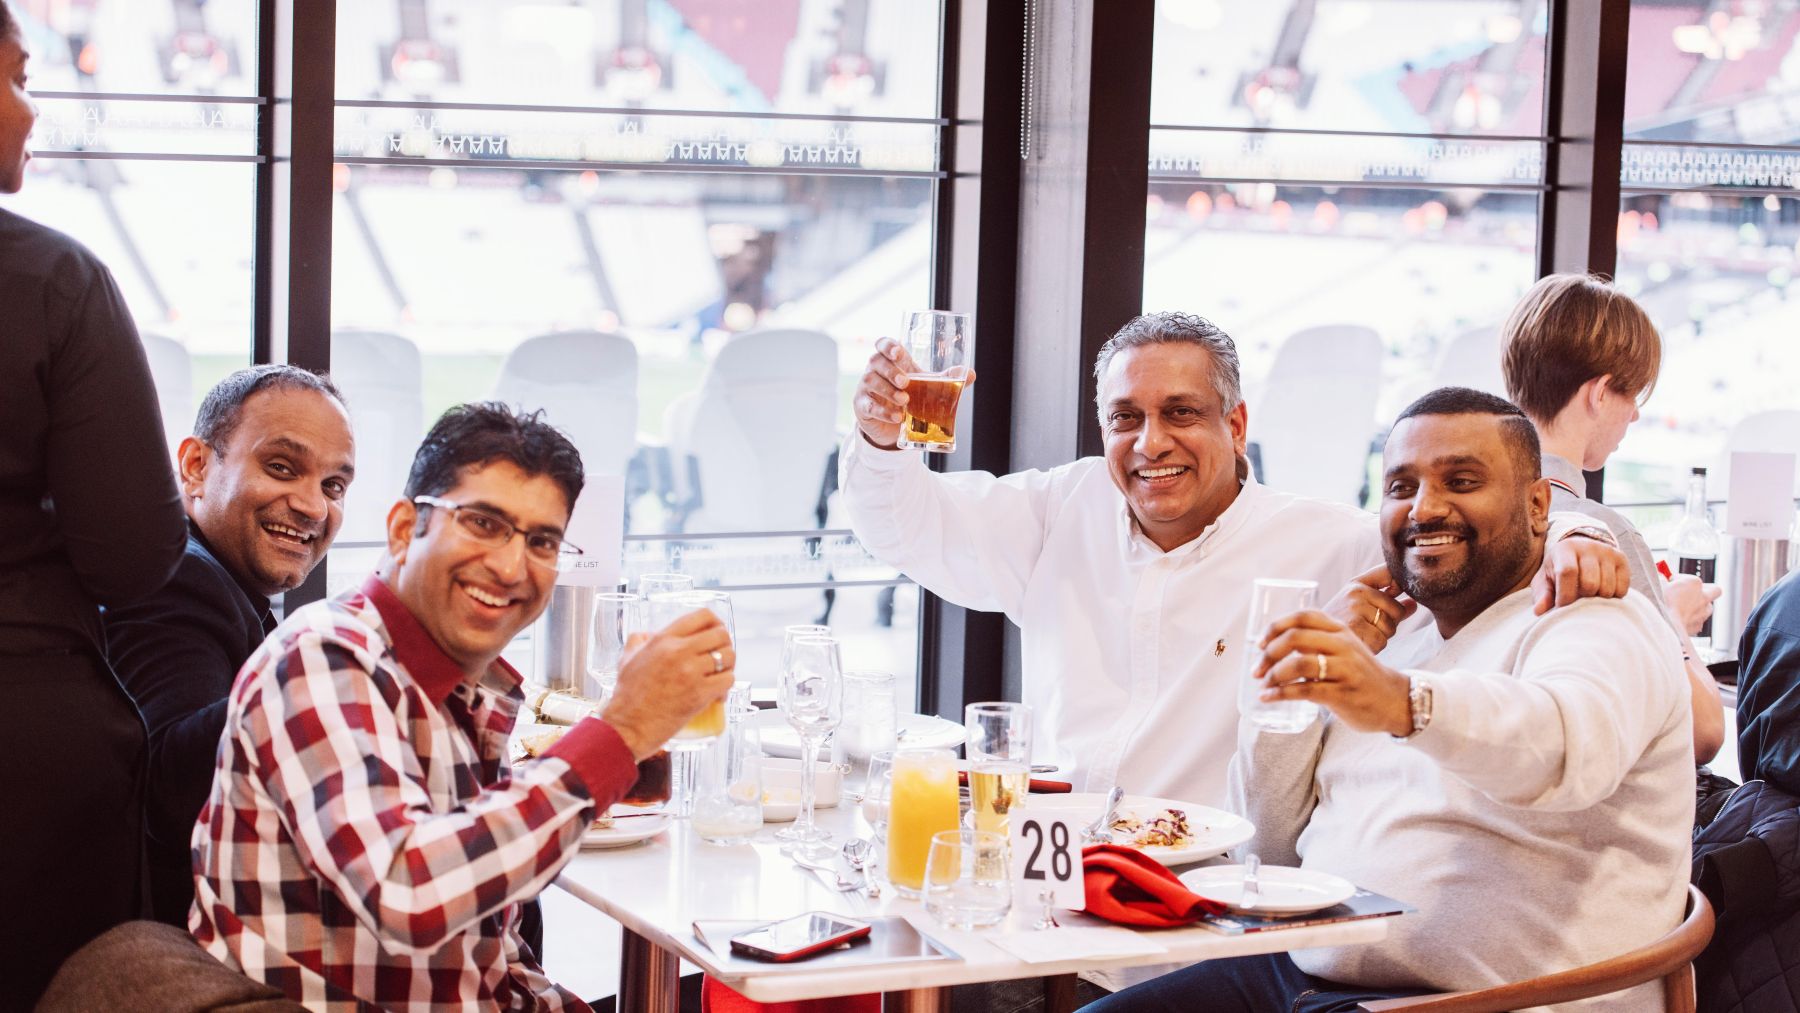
<box><xmin>554</xmin><ymin>803</ymin><xmax>1393</xmax><ymax>1011</ymax></box>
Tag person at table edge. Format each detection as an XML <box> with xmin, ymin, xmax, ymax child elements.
<box><xmin>105</xmin><ymin>365</ymin><xmax>356</xmax><ymax>928</ymax></box>
<box><xmin>190</xmin><ymin>402</ymin><xmax>735</xmax><ymax>1010</ymax></box>
<box><xmin>1090</xmin><ymin>388</ymin><xmax>1693</xmax><ymax>1013</ymax></box>
<box><xmin>841</xmin><ymin>310</ymin><xmax>1630</xmax><ymax>810</ymax></box>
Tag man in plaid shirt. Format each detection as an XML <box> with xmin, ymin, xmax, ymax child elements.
<box><xmin>190</xmin><ymin>402</ymin><xmax>734</xmax><ymax>1010</ymax></box>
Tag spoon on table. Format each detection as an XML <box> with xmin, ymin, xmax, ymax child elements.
<box><xmin>1082</xmin><ymin>786</ymin><xmax>1125</xmax><ymax>845</ymax></box>
<box><xmin>841</xmin><ymin>839</ymin><xmax>880</xmax><ymax>899</ymax></box>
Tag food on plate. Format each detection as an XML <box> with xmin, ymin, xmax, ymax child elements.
<box><xmin>516</xmin><ymin>726</ymin><xmax>567</xmax><ymax>759</ymax></box>
<box><xmin>592</xmin><ymin>811</ymin><xmax>615</xmax><ymax>830</ymax></box>
<box><xmin>1110</xmin><ymin>808</ymin><xmax>1194</xmax><ymax>848</ymax></box>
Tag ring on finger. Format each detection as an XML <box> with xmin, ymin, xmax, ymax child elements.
<box><xmin>711</xmin><ymin>649</ymin><xmax>726</xmax><ymax>674</ymax></box>
<box><xmin>1368</xmin><ymin>607</ymin><xmax>1384</xmax><ymax>631</ymax></box>
<box><xmin>1316</xmin><ymin>653</ymin><xmax>1329</xmax><ymax>681</ymax></box>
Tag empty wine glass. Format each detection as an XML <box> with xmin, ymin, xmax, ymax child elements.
<box><xmin>585</xmin><ymin>592</ymin><xmax>639</xmax><ymax>700</ymax></box>
<box><xmin>776</xmin><ymin>635</ymin><xmax>842</xmax><ymax>860</ymax></box>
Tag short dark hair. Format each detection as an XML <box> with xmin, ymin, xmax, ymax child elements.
<box><xmin>194</xmin><ymin>365</ymin><xmax>347</xmax><ymax>453</ymax></box>
<box><xmin>404</xmin><ymin>402</ymin><xmax>585</xmax><ymax>518</ymax></box>
<box><xmin>1093</xmin><ymin>312</ymin><xmax>1243</xmax><ymax>414</ymax></box>
<box><xmin>1392</xmin><ymin>386</ymin><xmax>1542</xmax><ymax>482</ymax></box>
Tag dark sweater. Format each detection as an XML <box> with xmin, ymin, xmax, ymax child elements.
<box><xmin>106</xmin><ymin>525</ymin><xmax>276</xmax><ymax>926</ymax></box>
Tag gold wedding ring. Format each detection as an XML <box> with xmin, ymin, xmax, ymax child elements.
<box><xmin>1316</xmin><ymin>653</ymin><xmax>1329</xmax><ymax>681</ymax></box>
<box><xmin>711</xmin><ymin>649</ymin><xmax>726</xmax><ymax>674</ymax></box>
<box><xmin>1369</xmin><ymin>606</ymin><xmax>1383</xmax><ymax>631</ymax></box>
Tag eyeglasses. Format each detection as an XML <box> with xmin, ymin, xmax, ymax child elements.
<box><xmin>412</xmin><ymin>495</ymin><xmax>583</xmax><ymax>568</ymax></box>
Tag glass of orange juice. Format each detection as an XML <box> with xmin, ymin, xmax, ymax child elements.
<box><xmin>640</xmin><ymin>590</ymin><xmax>734</xmax><ymax>818</ymax></box>
<box><xmin>885</xmin><ymin>748</ymin><xmax>961</xmax><ymax>898</ymax></box>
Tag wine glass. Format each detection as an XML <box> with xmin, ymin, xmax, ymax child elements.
<box><xmin>776</xmin><ymin>635</ymin><xmax>842</xmax><ymax>860</ymax></box>
<box><xmin>585</xmin><ymin>592</ymin><xmax>639</xmax><ymax>700</ymax></box>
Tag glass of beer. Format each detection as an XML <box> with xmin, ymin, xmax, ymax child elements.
<box><xmin>965</xmin><ymin>702</ymin><xmax>1031</xmax><ymax>837</ymax></box>
<box><xmin>896</xmin><ymin>310</ymin><xmax>974</xmax><ymax>454</ymax></box>
<box><xmin>1237</xmin><ymin>578</ymin><xmax>1320</xmax><ymax>733</ymax></box>
<box><xmin>641</xmin><ymin>590</ymin><xmax>734</xmax><ymax>747</ymax></box>
<box><xmin>885</xmin><ymin>748</ymin><xmax>960</xmax><ymax>898</ymax></box>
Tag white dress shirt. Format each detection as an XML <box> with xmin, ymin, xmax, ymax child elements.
<box><xmin>840</xmin><ymin>433</ymin><xmax>1378</xmax><ymax>806</ymax></box>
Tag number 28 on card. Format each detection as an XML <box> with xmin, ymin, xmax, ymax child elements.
<box><xmin>1011</xmin><ymin>815</ymin><xmax>1086</xmax><ymax>909</ymax></box>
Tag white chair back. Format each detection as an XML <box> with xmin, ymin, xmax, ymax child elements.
<box><xmin>330</xmin><ymin>330</ymin><xmax>425</xmax><ymax>544</ymax></box>
<box><xmin>140</xmin><ymin>333</ymin><xmax>192</xmax><ymax>463</ymax></box>
<box><xmin>666</xmin><ymin>329</ymin><xmax>839</xmax><ymax>533</ymax></box>
<box><xmin>1249</xmin><ymin>324</ymin><xmax>1384</xmax><ymax>504</ymax></box>
<box><xmin>1431</xmin><ymin>327</ymin><xmax>1508</xmax><ymax>397</ymax></box>
<box><xmin>492</xmin><ymin>331</ymin><xmax>640</xmax><ymax>483</ymax></box>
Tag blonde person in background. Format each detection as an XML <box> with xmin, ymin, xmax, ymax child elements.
<box><xmin>1498</xmin><ymin>273</ymin><xmax>1726</xmax><ymax>762</ymax></box>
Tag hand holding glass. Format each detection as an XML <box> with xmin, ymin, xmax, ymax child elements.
<box><xmin>1238</xmin><ymin>578</ymin><xmax>1320</xmax><ymax>732</ymax></box>
<box><xmin>641</xmin><ymin>590</ymin><xmax>734</xmax><ymax>746</ymax></box>
<box><xmin>896</xmin><ymin>310</ymin><xmax>974</xmax><ymax>454</ymax></box>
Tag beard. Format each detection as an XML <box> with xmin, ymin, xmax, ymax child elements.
<box><xmin>1384</xmin><ymin>507</ymin><xmax>1538</xmax><ymax>618</ymax></box>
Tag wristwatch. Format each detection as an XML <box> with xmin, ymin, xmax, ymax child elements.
<box><xmin>1395</xmin><ymin>675</ymin><xmax>1434</xmax><ymax>741</ymax></box>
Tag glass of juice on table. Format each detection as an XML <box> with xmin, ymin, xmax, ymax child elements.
<box><xmin>896</xmin><ymin>310</ymin><xmax>973</xmax><ymax>454</ymax></box>
<box><xmin>885</xmin><ymin>748</ymin><xmax>960</xmax><ymax>898</ymax></box>
<box><xmin>965</xmin><ymin>702</ymin><xmax>1031</xmax><ymax>837</ymax></box>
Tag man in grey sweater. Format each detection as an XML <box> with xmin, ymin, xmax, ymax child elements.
<box><xmin>1089</xmin><ymin>387</ymin><xmax>1693</xmax><ymax>1013</ymax></box>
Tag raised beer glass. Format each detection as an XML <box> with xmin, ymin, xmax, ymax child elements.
<box><xmin>896</xmin><ymin>310</ymin><xmax>974</xmax><ymax>454</ymax></box>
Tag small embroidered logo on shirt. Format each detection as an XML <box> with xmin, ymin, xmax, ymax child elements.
<box><xmin>1214</xmin><ymin>639</ymin><xmax>1227</xmax><ymax>657</ymax></box>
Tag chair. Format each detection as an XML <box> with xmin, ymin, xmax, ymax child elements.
<box><xmin>140</xmin><ymin>333</ymin><xmax>193</xmax><ymax>462</ymax></box>
<box><xmin>1247</xmin><ymin>324</ymin><xmax>1384</xmax><ymax>504</ymax></box>
<box><xmin>35</xmin><ymin>920</ymin><xmax>307</xmax><ymax>1012</ymax></box>
<box><xmin>1429</xmin><ymin>326</ymin><xmax>1508</xmax><ymax>397</ymax></box>
<box><xmin>1356</xmin><ymin>884</ymin><xmax>1714</xmax><ymax>1012</ymax></box>
<box><xmin>330</xmin><ymin>330</ymin><xmax>425</xmax><ymax>545</ymax></box>
<box><xmin>661</xmin><ymin>329</ymin><xmax>839</xmax><ymax>534</ymax></box>
<box><xmin>492</xmin><ymin>330</ymin><xmax>640</xmax><ymax>484</ymax></box>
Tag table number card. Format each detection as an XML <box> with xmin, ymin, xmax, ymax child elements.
<box><xmin>1011</xmin><ymin>813</ymin><xmax>1086</xmax><ymax>910</ymax></box>
<box><xmin>1726</xmin><ymin>452</ymin><xmax>1797</xmax><ymax>539</ymax></box>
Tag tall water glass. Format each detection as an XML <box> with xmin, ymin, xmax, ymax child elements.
<box><xmin>839</xmin><ymin>670</ymin><xmax>898</xmax><ymax>773</ymax></box>
<box><xmin>885</xmin><ymin>748</ymin><xmax>960</xmax><ymax>898</ymax></box>
<box><xmin>896</xmin><ymin>310</ymin><xmax>974</xmax><ymax>454</ymax></box>
<box><xmin>964</xmin><ymin>702</ymin><xmax>1031</xmax><ymax>836</ymax></box>
<box><xmin>693</xmin><ymin>706</ymin><xmax>763</xmax><ymax>845</ymax></box>
<box><xmin>775</xmin><ymin>635</ymin><xmax>842</xmax><ymax>860</ymax></box>
<box><xmin>1237</xmin><ymin>578</ymin><xmax>1320</xmax><ymax>733</ymax></box>
<box><xmin>923</xmin><ymin>829</ymin><xmax>1012</xmax><ymax>930</ymax></box>
<box><xmin>585</xmin><ymin>592</ymin><xmax>639</xmax><ymax>700</ymax></box>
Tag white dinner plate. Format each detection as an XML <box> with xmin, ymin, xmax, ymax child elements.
<box><xmin>748</xmin><ymin>709</ymin><xmax>966</xmax><ymax>758</ymax></box>
<box><xmin>581</xmin><ymin>812</ymin><xmax>670</xmax><ymax>850</ymax></box>
<box><xmin>1179</xmin><ymin>865</ymin><xmax>1356</xmax><ymax>915</ymax></box>
<box><xmin>1024</xmin><ymin>793</ymin><xmax>1254</xmax><ymax>867</ymax></box>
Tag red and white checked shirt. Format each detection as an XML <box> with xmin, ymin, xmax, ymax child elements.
<box><xmin>191</xmin><ymin>574</ymin><xmax>636</xmax><ymax>1011</ymax></box>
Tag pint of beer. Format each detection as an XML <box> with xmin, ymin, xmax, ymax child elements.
<box><xmin>897</xmin><ymin>310</ymin><xmax>974</xmax><ymax>454</ymax></box>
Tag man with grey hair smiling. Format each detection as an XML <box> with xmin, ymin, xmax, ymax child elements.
<box><xmin>842</xmin><ymin>311</ymin><xmax>1627</xmax><ymax>811</ymax></box>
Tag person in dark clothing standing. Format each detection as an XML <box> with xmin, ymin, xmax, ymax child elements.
<box><xmin>106</xmin><ymin>366</ymin><xmax>356</xmax><ymax>927</ymax></box>
<box><xmin>0</xmin><ymin>5</ymin><xmax>189</xmax><ymax>1008</ymax></box>
<box><xmin>1735</xmin><ymin>567</ymin><xmax>1800</xmax><ymax>795</ymax></box>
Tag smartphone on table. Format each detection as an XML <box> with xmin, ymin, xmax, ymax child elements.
<box><xmin>728</xmin><ymin>912</ymin><xmax>872</xmax><ymax>962</ymax></box>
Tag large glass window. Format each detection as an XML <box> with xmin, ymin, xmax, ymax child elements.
<box><xmin>1147</xmin><ymin>0</ymin><xmax>1547</xmax><ymax>505</ymax></box>
<box><xmin>324</xmin><ymin>0</ymin><xmax>942</xmax><ymax>698</ymax></box>
<box><xmin>1612</xmin><ymin>1</ymin><xmax>1800</xmax><ymax>509</ymax></box>
<box><xmin>10</xmin><ymin>0</ymin><xmax>259</xmax><ymax>457</ymax></box>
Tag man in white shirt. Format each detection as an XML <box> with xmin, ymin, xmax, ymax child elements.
<box><xmin>843</xmin><ymin>312</ymin><xmax>1626</xmax><ymax>807</ymax></box>
<box><xmin>1089</xmin><ymin>387</ymin><xmax>1693</xmax><ymax>1013</ymax></box>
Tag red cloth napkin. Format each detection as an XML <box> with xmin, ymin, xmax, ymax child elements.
<box><xmin>701</xmin><ymin>976</ymin><xmax>879</xmax><ymax>1013</ymax></box>
<box><xmin>1081</xmin><ymin>844</ymin><xmax>1227</xmax><ymax>928</ymax></box>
